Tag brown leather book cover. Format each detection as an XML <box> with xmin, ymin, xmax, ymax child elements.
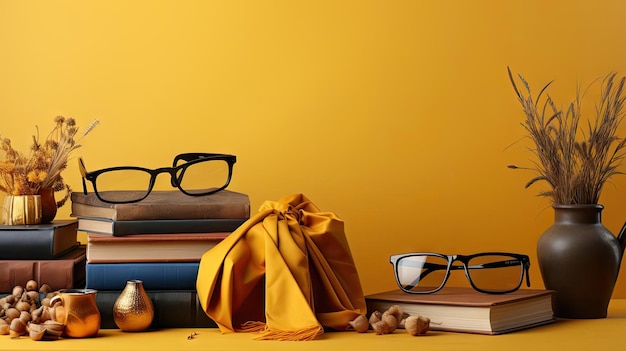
<box><xmin>366</xmin><ymin>287</ymin><xmax>555</xmax><ymax>334</ymax></box>
<box><xmin>367</xmin><ymin>287</ymin><xmax>555</xmax><ymax>306</ymax></box>
<box><xmin>70</xmin><ymin>189</ymin><xmax>251</xmax><ymax>221</ymax></box>
<box><xmin>0</xmin><ymin>245</ymin><xmax>86</xmax><ymax>293</ymax></box>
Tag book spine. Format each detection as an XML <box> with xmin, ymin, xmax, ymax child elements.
<box><xmin>86</xmin><ymin>262</ymin><xmax>200</xmax><ymax>290</ymax></box>
<box><xmin>95</xmin><ymin>290</ymin><xmax>216</xmax><ymax>329</ymax></box>
<box><xmin>112</xmin><ymin>218</ymin><xmax>246</xmax><ymax>235</ymax></box>
<box><xmin>114</xmin><ymin>204</ymin><xmax>251</xmax><ymax>221</ymax></box>
<box><xmin>80</xmin><ymin>218</ymin><xmax>247</xmax><ymax>236</ymax></box>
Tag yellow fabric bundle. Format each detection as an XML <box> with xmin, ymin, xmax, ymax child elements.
<box><xmin>196</xmin><ymin>194</ymin><xmax>366</xmax><ymax>340</ymax></box>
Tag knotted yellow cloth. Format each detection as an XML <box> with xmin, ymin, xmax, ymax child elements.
<box><xmin>196</xmin><ymin>194</ymin><xmax>366</xmax><ymax>341</ymax></box>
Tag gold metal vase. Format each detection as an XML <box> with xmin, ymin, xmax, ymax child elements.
<box><xmin>113</xmin><ymin>280</ymin><xmax>154</xmax><ymax>331</ymax></box>
<box><xmin>1</xmin><ymin>194</ymin><xmax>42</xmax><ymax>225</ymax></box>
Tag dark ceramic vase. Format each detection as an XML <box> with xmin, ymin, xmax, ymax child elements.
<box><xmin>37</xmin><ymin>188</ymin><xmax>57</xmax><ymax>224</ymax></box>
<box><xmin>537</xmin><ymin>205</ymin><xmax>622</xmax><ymax>319</ymax></box>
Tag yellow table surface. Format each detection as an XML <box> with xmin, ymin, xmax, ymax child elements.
<box><xmin>2</xmin><ymin>299</ymin><xmax>625</xmax><ymax>351</ymax></box>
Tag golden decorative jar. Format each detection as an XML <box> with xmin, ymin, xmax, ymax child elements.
<box><xmin>50</xmin><ymin>289</ymin><xmax>101</xmax><ymax>338</ymax></box>
<box><xmin>2</xmin><ymin>194</ymin><xmax>42</xmax><ymax>225</ymax></box>
<box><xmin>113</xmin><ymin>280</ymin><xmax>154</xmax><ymax>331</ymax></box>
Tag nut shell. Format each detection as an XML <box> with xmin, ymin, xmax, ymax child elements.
<box><xmin>25</xmin><ymin>280</ymin><xmax>38</xmax><ymax>292</ymax></box>
<box><xmin>10</xmin><ymin>318</ymin><xmax>26</xmax><ymax>336</ymax></box>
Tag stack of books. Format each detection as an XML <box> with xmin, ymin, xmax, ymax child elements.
<box><xmin>0</xmin><ymin>220</ymin><xmax>85</xmax><ymax>293</ymax></box>
<box><xmin>70</xmin><ymin>189</ymin><xmax>251</xmax><ymax>329</ymax></box>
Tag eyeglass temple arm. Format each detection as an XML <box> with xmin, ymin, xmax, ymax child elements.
<box><xmin>172</xmin><ymin>153</ymin><xmax>230</xmax><ymax>167</ymax></box>
<box><xmin>78</xmin><ymin>158</ymin><xmax>90</xmax><ymax>195</ymax></box>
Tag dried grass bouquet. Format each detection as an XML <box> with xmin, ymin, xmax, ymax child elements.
<box><xmin>507</xmin><ymin>67</ymin><xmax>626</xmax><ymax>205</ymax></box>
<box><xmin>0</xmin><ymin>116</ymin><xmax>99</xmax><ymax>208</ymax></box>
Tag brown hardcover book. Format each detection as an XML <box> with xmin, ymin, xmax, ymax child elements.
<box><xmin>86</xmin><ymin>232</ymin><xmax>229</xmax><ymax>263</ymax></box>
<box><xmin>70</xmin><ymin>189</ymin><xmax>250</xmax><ymax>221</ymax></box>
<box><xmin>365</xmin><ymin>287</ymin><xmax>555</xmax><ymax>335</ymax></box>
<box><xmin>0</xmin><ymin>245</ymin><xmax>86</xmax><ymax>293</ymax></box>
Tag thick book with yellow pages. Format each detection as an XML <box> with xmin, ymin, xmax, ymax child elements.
<box><xmin>365</xmin><ymin>287</ymin><xmax>555</xmax><ymax>335</ymax></box>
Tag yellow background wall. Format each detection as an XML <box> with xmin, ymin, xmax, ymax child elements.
<box><xmin>2</xmin><ymin>0</ymin><xmax>626</xmax><ymax>297</ymax></box>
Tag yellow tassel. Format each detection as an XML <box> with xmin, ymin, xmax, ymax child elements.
<box><xmin>253</xmin><ymin>325</ymin><xmax>323</xmax><ymax>341</ymax></box>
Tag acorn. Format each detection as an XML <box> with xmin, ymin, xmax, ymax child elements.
<box><xmin>40</xmin><ymin>297</ymin><xmax>50</xmax><ymax>307</ymax></box>
<box><xmin>14</xmin><ymin>301</ymin><xmax>31</xmax><ymax>312</ymax></box>
<box><xmin>25</xmin><ymin>280</ymin><xmax>38</xmax><ymax>292</ymax></box>
<box><xmin>39</xmin><ymin>284</ymin><xmax>52</xmax><ymax>294</ymax></box>
<box><xmin>30</xmin><ymin>306</ymin><xmax>49</xmax><ymax>324</ymax></box>
<box><xmin>28</xmin><ymin>324</ymin><xmax>46</xmax><ymax>341</ymax></box>
<box><xmin>19</xmin><ymin>311</ymin><xmax>31</xmax><ymax>324</ymax></box>
<box><xmin>42</xmin><ymin>320</ymin><xmax>64</xmax><ymax>338</ymax></box>
<box><xmin>10</xmin><ymin>318</ymin><xmax>27</xmax><ymax>337</ymax></box>
<box><xmin>369</xmin><ymin>310</ymin><xmax>382</xmax><ymax>325</ymax></box>
<box><xmin>4</xmin><ymin>294</ymin><xmax>16</xmax><ymax>305</ymax></box>
<box><xmin>348</xmin><ymin>314</ymin><xmax>370</xmax><ymax>333</ymax></box>
<box><xmin>5</xmin><ymin>307</ymin><xmax>20</xmax><ymax>321</ymax></box>
<box><xmin>0</xmin><ymin>324</ymin><xmax>9</xmax><ymax>335</ymax></box>
<box><xmin>25</xmin><ymin>291</ymin><xmax>39</xmax><ymax>304</ymax></box>
<box><xmin>12</xmin><ymin>286</ymin><xmax>24</xmax><ymax>298</ymax></box>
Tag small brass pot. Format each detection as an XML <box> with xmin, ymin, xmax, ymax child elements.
<box><xmin>2</xmin><ymin>194</ymin><xmax>42</xmax><ymax>225</ymax></box>
<box><xmin>113</xmin><ymin>280</ymin><xmax>154</xmax><ymax>331</ymax></box>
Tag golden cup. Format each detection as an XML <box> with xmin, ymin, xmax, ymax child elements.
<box><xmin>50</xmin><ymin>289</ymin><xmax>101</xmax><ymax>338</ymax></box>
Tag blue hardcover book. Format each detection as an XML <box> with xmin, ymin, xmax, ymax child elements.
<box><xmin>85</xmin><ymin>262</ymin><xmax>200</xmax><ymax>290</ymax></box>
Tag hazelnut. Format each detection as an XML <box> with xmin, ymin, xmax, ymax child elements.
<box><xmin>348</xmin><ymin>314</ymin><xmax>370</xmax><ymax>333</ymax></box>
<box><xmin>369</xmin><ymin>310</ymin><xmax>382</xmax><ymax>325</ymax></box>
<box><xmin>405</xmin><ymin>315</ymin><xmax>430</xmax><ymax>336</ymax></box>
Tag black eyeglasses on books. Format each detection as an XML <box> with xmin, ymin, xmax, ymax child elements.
<box><xmin>79</xmin><ymin>153</ymin><xmax>236</xmax><ymax>204</ymax></box>
<box><xmin>389</xmin><ymin>252</ymin><xmax>531</xmax><ymax>294</ymax></box>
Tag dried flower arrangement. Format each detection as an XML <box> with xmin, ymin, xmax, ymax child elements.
<box><xmin>507</xmin><ymin>67</ymin><xmax>626</xmax><ymax>205</ymax></box>
<box><xmin>0</xmin><ymin>116</ymin><xmax>99</xmax><ymax>208</ymax></box>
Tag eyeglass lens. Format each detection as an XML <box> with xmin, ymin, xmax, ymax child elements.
<box><xmin>395</xmin><ymin>254</ymin><xmax>525</xmax><ymax>293</ymax></box>
<box><xmin>93</xmin><ymin>159</ymin><xmax>231</xmax><ymax>203</ymax></box>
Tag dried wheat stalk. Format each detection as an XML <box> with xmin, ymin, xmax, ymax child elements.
<box><xmin>508</xmin><ymin>67</ymin><xmax>626</xmax><ymax>205</ymax></box>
